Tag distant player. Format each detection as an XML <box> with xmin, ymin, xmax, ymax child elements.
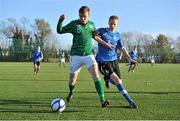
<box><xmin>59</xmin><ymin>50</ymin><xmax>66</xmax><ymax>67</ymax></box>
<box><xmin>32</xmin><ymin>46</ymin><xmax>43</xmax><ymax>75</ymax></box>
<box><xmin>95</xmin><ymin>15</ymin><xmax>138</xmax><ymax>108</ymax></box>
<box><xmin>57</xmin><ymin>6</ymin><xmax>113</xmax><ymax>107</ymax></box>
<box><xmin>128</xmin><ymin>46</ymin><xmax>138</xmax><ymax>73</ymax></box>
<box><xmin>150</xmin><ymin>56</ymin><xmax>155</xmax><ymax>66</ymax></box>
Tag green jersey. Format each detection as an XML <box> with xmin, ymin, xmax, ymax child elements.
<box><xmin>57</xmin><ymin>19</ymin><xmax>95</xmax><ymax>56</ymax></box>
<box><xmin>60</xmin><ymin>52</ymin><xmax>65</xmax><ymax>59</ymax></box>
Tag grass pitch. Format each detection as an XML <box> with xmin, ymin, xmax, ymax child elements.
<box><xmin>0</xmin><ymin>62</ymin><xmax>180</xmax><ymax>120</ymax></box>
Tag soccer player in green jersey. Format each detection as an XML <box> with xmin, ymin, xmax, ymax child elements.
<box><xmin>57</xmin><ymin>6</ymin><xmax>111</xmax><ymax>107</ymax></box>
<box><xmin>59</xmin><ymin>49</ymin><xmax>66</xmax><ymax>67</ymax></box>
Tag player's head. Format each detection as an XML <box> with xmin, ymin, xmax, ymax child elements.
<box><xmin>79</xmin><ymin>6</ymin><xmax>90</xmax><ymax>24</ymax></box>
<box><xmin>108</xmin><ymin>15</ymin><xmax>119</xmax><ymax>32</ymax></box>
<box><xmin>133</xmin><ymin>45</ymin><xmax>137</xmax><ymax>51</ymax></box>
<box><xmin>37</xmin><ymin>46</ymin><xmax>41</xmax><ymax>51</ymax></box>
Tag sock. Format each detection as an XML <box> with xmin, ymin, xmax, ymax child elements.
<box><xmin>116</xmin><ymin>83</ymin><xmax>134</xmax><ymax>105</ymax></box>
<box><xmin>107</xmin><ymin>78</ymin><xmax>116</xmax><ymax>85</ymax></box>
<box><xmin>69</xmin><ymin>83</ymin><xmax>75</xmax><ymax>93</ymax></box>
<box><xmin>94</xmin><ymin>78</ymin><xmax>105</xmax><ymax>103</ymax></box>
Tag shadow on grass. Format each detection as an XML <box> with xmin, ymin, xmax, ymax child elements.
<box><xmin>0</xmin><ymin>100</ymin><xmax>89</xmax><ymax>113</ymax></box>
<box><xmin>0</xmin><ymin>100</ymin><xmax>48</xmax><ymax>105</ymax></box>
<box><xmin>0</xmin><ymin>109</ymin><xmax>85</xmax><ymax>113</ymax></box>
<box><xmin>0</xmin><ymin>109</ymin><xmax>52</xmax><ymax>113</ymax></box>
<box><xmin>0</xmin><ymin>79</ymin><xmax>68</xmax><ymax>82</ymax></box>
<box><xmin>31</xmin><ymin>91</ymin><xmax>180</xmax><ymax>95</ymax></box>
<box><xmin>0</xmin><ymin>99</ymin><xmax>50</xmax><ymax>109</ymax></box>
<box><xmin>108</xmin><ymin>105</ymin><xmax>132</xmax><ymax>109</ymax></box>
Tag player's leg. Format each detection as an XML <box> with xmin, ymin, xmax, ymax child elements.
<box><xmin>132</xmin><ymin>63</ymin><xmax>136</xmax><ymax>72</ymax></box>
<box><xmin>84</xmin><ymin>55</ymin><xmax>109</xmax><ymax>107</ymax></box>
<box><xmin>67</xmin><ymin>72</ymin><xmax>80</xmax><ymax>102</ymax></box>
<box><xmin>99</xmin><ymin>61</ymin><xmax>118</xmax><ymax>86</ymax></box>
<box><xmin>106</xmin><ymin>60</ymin><xmax>121</xmax><ymax>86</ymax></box>
<box><xmin>62</xmin><ymin>59</ymin><xmax>66</xmax><ymax>67</ymax></box>
<box><xmin>110</xmin><ymin>72</ymin><xmax>137</xmax><ymax>108</ymax></box>
<box><xmin>97</xmin><ymin>62</ymin><xmax>114</xmax><ymax>88</ymax></box>
<box><xmin>113</xmin><ymin>60</ymin><xmax>121</xmax><ymax>79</ymax></box>
<box><xmin>88</xmin><ymin>64</ymin><xmax>109</xmax><ymax>107</ymax></box>
<box><xmin>33</xmin><ymin>61</ymin><xmax>37</xmax><ymax>73</ymax></box>
<box><xmin>59</xmin><ymin>60</ymin><xmax>61</xmax><ymax>66</ymax></box>
<box><xmin>66</xmin><ymin>56</ymin><xmax>82</xmax><ymax>102</ymax></box>
<box><xmin>60</xmin><ymin>59</ymin><xmax>63</xmax><ymax>66</ymax></box>
<box><xmin>128</xmin><ymin>63</ymin><xmax>132</xmax><ymax>72</ymax></box>
<box><xmin>103</xmin><ymin>61</ymin><xmax>137</xmax><ymax>108</ymax></box>
<box><xmin>36</xmin><ymin>62</ymin><xmax>40</xmax><ymax>75</ymax></box>
<box><xmin>104</xmin><ymin>62</ymin><xmax>116</xmax><ymax>87</ymax></box>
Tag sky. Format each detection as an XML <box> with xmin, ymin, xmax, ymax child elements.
<box><xmin>0</xmin><ymin>0</ymin><xmax>179</xmax><ymax>49</ymax></box>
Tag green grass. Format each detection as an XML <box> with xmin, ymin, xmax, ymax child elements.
<box><xmin>0</xmin><ymin>62</ymin><xmax>180</xmax><ymax>120</ymax></box>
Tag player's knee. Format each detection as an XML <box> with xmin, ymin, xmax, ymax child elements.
<box><xmin>69</xmin><ymin>81</ymin><xmax>76</xmax><ymax>85</ymax></box>
<box><xmin>92</xmin><ymin>75</ymin><xmax>100</xmax><ymax>81</ymax></box>
<box><xmin>69</xmin><ymin>78</ymin><xmax>76</xmax><ymax>85</ymax></box>
<box><xmin>118</xmin><ymin>79</ymin><xmax>122</xmax><ymax>84</ymax></box>
<box><xmin>111</xmin><ymin>72</ymin><xmax>122</xmax><ymax>84</ymax></box>
<box><xmin>89</xmin><ymin>68</ymin><xmax>100</xmax><ymax>81</ymax></box>
<box><xmin>69</xmin><ymin>73</ymin><xmax>77</xmax><ymax>85</ymax></box>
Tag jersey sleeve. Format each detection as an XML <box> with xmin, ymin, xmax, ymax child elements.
<box><xmin>95</xmin><ymin>28</ymin><xmax>103</xmax><ymax>37</ymax></box>
<box><xmin>57</xmin><ymin>19</ymin><xmax>74</xmax><ymax>34</ymax></box>
<box><xmin>116</xmin><ymin>34</ymin><xmax>123</xmax><ymax>50</ymax></box>
<box><xmin>116</xmin><ymin>40</ymin><xmax>123</xmax><ymax>50</ymax></box>
<box><xmin>40</xmin><ymin>51</ymin><xmax>43</xmax><ymax>58</ymax></box>
<box><xmin>91</xmin><ymin>22</ymin><xmax>96</xmax><ymax>38</ymax></box>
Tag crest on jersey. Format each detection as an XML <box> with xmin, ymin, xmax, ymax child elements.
<box><xmin>89</xmin><ymin>24</ymin><xmax>94</xmax><ymax>30</ymax></box>
<box><xmin>113</xmin><ymin>36</ymin><xmax>116</xmax><ymax>40</ymax></box>
<box><xmin>76</xmin><ymin>25</ymin><xmax>81</xmax><ymax>33</ymax></box>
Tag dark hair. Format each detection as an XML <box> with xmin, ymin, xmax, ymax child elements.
<box><xmin>109</xmin><ymin>15</ymin><xmax>119</xmax><ymax>21</ymax></box>
<box><xmin>79</xmin><ymin>6</ymin><xmax>90</xmax><ymax>13</ymax></box>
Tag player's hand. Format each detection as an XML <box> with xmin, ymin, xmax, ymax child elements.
<box><xmin>39</xmin><ymin>58</ymin><xmax>43</xmax><ymax>62</ymax></box>
<box><xmin>105</xmin><ymin>43</ymin><xmax>115</xmax><ymax>49</ymax></box>
<box><xmin>119</xmin><ymin>56</ymin><xmax>122</xmax><ymax>60</ymax></box>
<box><xmin>60</xmin><ymin>14</ymin><xmax>65</xmax><ymax>21</ymax></box>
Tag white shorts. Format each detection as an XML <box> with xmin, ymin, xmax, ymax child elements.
<box><xmin>151</xmin><ymin>60</ymin><xmax>155</xmax><ymax>63</ymax></box>
<box><xmin>70</xmin><ymin>55</ymin><xmax>97</xmax><ymax>74</ymax></box>
<box><xmin>61</xmin><ymin>58</ymin><xmax>65</xmax><ymax>63</ymax></box>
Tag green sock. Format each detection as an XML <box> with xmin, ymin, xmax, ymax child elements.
<box><xmin>94</xmin><ymin>78</ymin><xmax>105</xmax><ymax>103</ymax></box>
<box><xmin>69</xmin><ymin>83</ymin><xmax>75</xmax><ymax>93</ymax></box>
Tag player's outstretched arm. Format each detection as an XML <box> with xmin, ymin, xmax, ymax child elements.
<box><xmin>94</xmin><ymin>32</ymin><xmax>114</xmax><ymax>49</ymax></box>
<box><xmin>57</xmin><ymin>14</ymin><xmax>74</xmax><ymax>34</ymax></box>
<box><xmin>57</xmin><ymin>14</ymin><xmax>65</xmax><ymax>34</ymax></box>
<box><xmin>39</xmin><ymin>52</ymin><xmax>44</xmax><ymax>62</ymax></box>
<box><xmin>122</xmin><ymin>47</ymin><xmax>136</xmax><ymax>63</ymax></box>
<box><xmin>119</xmin><ymin>51</ymin><xmax>123</xmax><ymax>60</ymax></box>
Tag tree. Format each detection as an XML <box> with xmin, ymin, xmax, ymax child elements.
<box><xmin>156</xmin><ymin>34</ymin><xmax>170</xmax><ymax>48</ymax></box>
<box><xmin>33</xmin><ymin>18</ymin><xmax>51</xmax><ymax>49</ymax></box>
<box><xmin>155</xmin><ymin>34</ymin><xmax>175</xmax><ymax>63</ymax></box>
<box><xmin>174</xmin><ymin>36</ymin><xmax>180</xmax><ymax>53</ymax></box>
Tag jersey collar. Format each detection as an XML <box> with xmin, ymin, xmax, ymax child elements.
<box><xmin>78</xmin><ymin>19</ymin><xmax>89</xmax><ymax>25</ymax></box>
<box><xmin>106</xmin><ymin>28</ymin><xmax>116</xmax><ymax>33</ymax></box>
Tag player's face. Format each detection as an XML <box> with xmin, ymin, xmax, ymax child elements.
<box><xmin>108</xmin><ymin>19</ymin><xmax>118</xmax><ymax>31</ymax></box>
<box><xmin>38</xmin><ymin>46</ymin><xmax>41</xmax><ymax>51</ymax></box>
<box><xmin>79</xmin><ymin>11</ymin><xmax>89</xmax><ymax>24</ymax></box>
<box><xmin>134</xmin><ymin>47</ymin><xmax>137</xmax><ymax>51</ymax></box>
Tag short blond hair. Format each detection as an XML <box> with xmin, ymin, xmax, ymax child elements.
<box><xmin>79</xmin><ymin>6</ymin><xmax>90</xmax><ymax>14</ymax></box>
<box><xmin>109</xmin><ymin>15</ymin><xmax>119</xmax><ymax>21</ymax></box>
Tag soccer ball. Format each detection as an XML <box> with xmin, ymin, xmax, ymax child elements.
<box><xmin>51</xmin><ymin>98</ymin><xmax>65</xmax><ymax>112</ymax></box>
